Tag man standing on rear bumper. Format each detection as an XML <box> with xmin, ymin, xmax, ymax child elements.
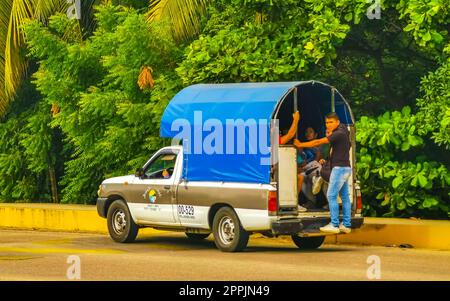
<box><xmin>294</xmin><ymin>112</ymin><xmax>352</xmax><ymax>234</ymax></box>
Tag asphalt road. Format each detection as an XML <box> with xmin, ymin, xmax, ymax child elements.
<box><xmin>0</xmin><ymin>229</ymin><xmax>449</xmax><ymax>281</ymax></box>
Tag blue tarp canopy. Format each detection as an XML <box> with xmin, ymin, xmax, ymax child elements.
<box><xmin>160</xmin><ymin>81</ymin><xmax>354</xmax><ymax>184</ymax></box>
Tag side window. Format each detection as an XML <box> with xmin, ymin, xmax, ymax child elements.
<box><xmin>144</xmin><ymin>153</ymin><xmax>178</xmax><ymax>179</ymax></box>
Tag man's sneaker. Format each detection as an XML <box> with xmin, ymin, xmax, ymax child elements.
<box><xmin>319</xmin><ymin>223</ymin><xmax>340</xmax><ymax>234</ymax></box>
<box><xmin>339</xmin><ymin>224</ymin><xmax>352</xmax><ymax>234</ymax></box>
<box><xmin>312</xmin><ymin>176</ymin><xmax>324</xmax><ymax>195</ymax></box>
<box><xmin>298</xmin><ymin>205</ymin><xmax>308</xmax><ymax>212</ymax></box>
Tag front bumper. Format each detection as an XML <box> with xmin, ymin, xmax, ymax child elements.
<box><xmin>96</xmin><ymin>197</ymin><xmax>108</xmax><ymax>218</ymax></box>
<box><xmin>271</xmin><ymin>216</ymin><xmax>364</xmax><ymax>235</ymax></box>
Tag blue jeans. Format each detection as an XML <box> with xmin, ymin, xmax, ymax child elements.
<box><xmin>327</xmin><ymin>166</ymin><xmax>352</xmax><ymax>227</ymax></box>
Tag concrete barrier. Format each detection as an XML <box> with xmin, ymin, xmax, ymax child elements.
<box><xmin>0</xmin><ymin>203</ymin><xmax>105</xmax><ymax>233</ymax></box>
<box><xmin>325</xmin><ymin>217</ymin><xmax>450</xmax><ymax>250</ymax></box>
<box><xmin>0</xmin><ymin>203</ymin><xmax>449</xmax><ymax>250</ymax></box>
<box><xmin>0</xmin><ymin>203</ymin><xmax>159</xmax><ymax>235</ymax></box>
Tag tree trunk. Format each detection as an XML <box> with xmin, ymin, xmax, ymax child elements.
<box><xmin>49</xmin><ymin>166</ymin><xmax>59</xmax><ymax>203</ymax></box>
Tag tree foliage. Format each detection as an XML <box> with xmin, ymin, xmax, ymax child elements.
<box><xmin>23</xmin><ymin>5</ymin><xmax>181</xmax><ymax>203</ymax></box>
<box><xmin>177</xmin><ymin>0</ymin><xmax>364</xmax><ymax>84</ymax></box>
<box><xmin>0</xmin><ymin>1</ymin><xmax>447</xmax><ymax>218</ymax></box>
<box><xmin>147</xmin><ymin>0</ymin><xmax>209</xmax><ymax>42</ymax></box>
<box><xmin>0</xmin><ymin>79</ymin><xmax>59</xmax><ymax>202</ymax></box>
<box><xmin>357</xmin><ymin>107</ymin><xmax>450</xmax><ymax>218</ymax></box>
<box><xmin>0</xmin><ymin>0</ymin><xmax>101</xmax><ymax>116</ymax></box>
<box><xmin>417</xmin><ymin>59</ymin><xmax>450</xmax><ymax>149</ymax></box>
<box><xmin>176</xmin><ymin>0</ymin><xmax>449</xmax><ymax>219</ymax></box>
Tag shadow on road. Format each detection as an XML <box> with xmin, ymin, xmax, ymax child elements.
<box><xmin>134</xmin><ymin>235</ymin><xmax>216</xmax><ymax>249</ymax></box>
<box><xmin>130</xmin><ymin>235</ymin><xmax>356</xmax><ymax>253</ymax></box>
<box><xmin>244</xmin><ymin>245</ymin><xmax>355</xmax><ymax>253</ymax></box>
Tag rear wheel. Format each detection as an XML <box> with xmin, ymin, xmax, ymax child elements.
<box><xmin>212</xmin><ymin>207</ymin><xmax>249</xmax><ymax>252</ymax></box>
<box><xmin>185</xmin><ymin>233</ymin><xmax>210</xmax><ymax>240</ymax></box>
<box><xmin>107</xmin><ymin>199</ymin><xmax>138</xmax><ymax>243</ymax></box>
<box><xmin>291</xmin><ymin>235</ymin><xmax>325</xmax><ymax>249</ymax></box>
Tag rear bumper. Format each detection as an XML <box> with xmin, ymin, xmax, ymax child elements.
<box><xmin>96</xmin><ymin>197</ymin><xmax>108</xmax><ymax>218</ymax></box>
<box><xmin>271</xmin><ymin>216</ymin><xmax>364</xmax><ymax>235</ymax></box>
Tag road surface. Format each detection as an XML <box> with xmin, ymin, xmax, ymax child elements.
<box><xmin>0</xmin><ymin>229</ymin><xmax>449</xmax><ymax>281</ymax></box>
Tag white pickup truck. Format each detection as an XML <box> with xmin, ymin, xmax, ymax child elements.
<box><xmin>96</xmin><ymin>81</ymin><xmax>364</xmax><ymax>252</ymax></box>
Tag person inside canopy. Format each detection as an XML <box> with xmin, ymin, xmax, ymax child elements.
<box><xmin>279</xmin><ymin>112</ymin><xmax>324</xmax><ymax>211</ymax></box>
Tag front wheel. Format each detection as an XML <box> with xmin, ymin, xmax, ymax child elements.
<box><xmin>107</xmin><ymin>199</ymin><xmax>138</xmax><ymax>243</ymax></box>
<box><xmin>291</xmin><ymin>235</ymin><xmax>325</xmax><ymax>249</ymax></box>
<box><xmin>212</xmin><ymin>207</ymin><xmax>249</xmax><ymax>252</ymax></box>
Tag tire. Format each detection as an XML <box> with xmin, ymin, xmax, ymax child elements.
<box><xmin>212</xmin><ymin>207</ymin><xmax>249</xmax><ymax>252</ymax></box>
<box><xmin>291</xmin><ymin>235</ymin><xmax>325</xmax><ymax>249</ymax></box>
<box><xmin>107</xmin><ymin>199</ymin><xmax>138</xmax><ymax>243</ymax></box>
<box><xmin>185</xmin><ymin>233</ymin><xmax>210</xmax><ymax>240</ymax></box>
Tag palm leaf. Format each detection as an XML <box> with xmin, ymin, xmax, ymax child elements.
<box><xmin>0</xmin><ymin>0</ymin><xmax>99</xmax><ymax>117</ymax></box>
<box><xmin>0</xmin><ymin>1</ymin><xmax>12</xmax><ymax>116</ymax></box>
<box><xmin>0</xmin><ymin>0</ymin><xmax>58</xmax><ymax>117</ymax></box>
<box><xmin>1</xmin><ymin>0</ymin><xmax>34</xmax><ymax>117</ymax></box>
<box><xmin>33</xmin><ymin>0</ymin><xmax>68</xmax><ymax>22</ymax></box>
<box><xmin>146</xmin><ymin>0</ymin><xmax>209</xmax><ymax>41</ymax></box>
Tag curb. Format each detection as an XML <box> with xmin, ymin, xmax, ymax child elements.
<box><xmin>0</xmin><ymin>203</ymin><xmax>108</xmax><ymax>234</ymax></box>
<box><xmin>0</xmin><ymin>204</ymin><xmax>449</xmax><ymax>250</ymax></box>
<box><xmin>325</xmin><ymin>217</ymin><xmax>450</xmax><ymax>250</ymax></box>
<box><xmin>0</xmin><ymin>203</ymin><xmax>162</xmax><ymax>236</ymax></box>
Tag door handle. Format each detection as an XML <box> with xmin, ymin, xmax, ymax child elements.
<box><xmin>163</xmin><ymin>185</ymin><xmax>171</xmax><ymax>190</ymax></box>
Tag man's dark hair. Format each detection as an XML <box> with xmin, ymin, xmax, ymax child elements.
<box><xmin>326</xmin><ymin>112</ymin><xmax>340</xmax><ymax>121</ymax></box>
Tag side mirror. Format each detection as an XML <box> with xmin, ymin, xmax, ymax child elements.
<box><xmin>135</xmin><ymin>167</ymin><xmax>144</xmax><ymax>178</ymax></box>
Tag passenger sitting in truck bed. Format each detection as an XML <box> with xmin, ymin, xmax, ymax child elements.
<box><xmin>297</xmin><ymin>127</ymin><xmax>321</xmax><ymax>164</ymax></box>
<box><xmin>296</xmin><ymin>127</ymin><xmax>322</xmax><ymax>204</ymax></box>
<box><xmin>280</xmin><ymin>113</ymin><xmax>324</xmax><ymax>211</ymax></box>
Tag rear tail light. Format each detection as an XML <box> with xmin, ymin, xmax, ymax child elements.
<box><xmin>356</xmin><ymin>190</ymin><xmax>362</xmax><ymax>214</ymax></box>
<box><xmin>268</xmin><ymin>191</ymin><xmax>278</xmax><ymax>214</ymax></box>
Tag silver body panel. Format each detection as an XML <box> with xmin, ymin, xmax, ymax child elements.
<box><xmin>100</xmin><ymin>146</ymin><xmax>276</xmax><ymax>232</ymax></box>
<box><xmin>99</xmin><ymin>140</ymin><xmax>360</xmax><ymax>233</ymax></box>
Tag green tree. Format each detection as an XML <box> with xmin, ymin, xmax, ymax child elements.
<box><xmin>0</xmin><ymin>0</ymin><xmax>102</xmax><ymax>116</ymax></box>
<box><xmin>0</xmin><ymin>0</ymin><xmax>210</xmax><ymax>117</ymax></box>
<box><xmin>0</xmin><ymin>0</ymin><xmax>447</xmax><ymax>219</ymax></box>
<box><xmin>176</xmin><ymin>0</ymin><xmax>449</xmax><ymax>218</ymax></box>
<box><xmin>177</xmin><ymin>0</ymin><xmax>364</xmax><ymax>84</ymax></box>
<box><xmin>417</xmin><ymin>57</ymin><xmax>450</xmax><ymax>149</ymax></box>
<box><xmin>356</xmin><ymin>107</ymin><xmax>450</xmax><ymax>218</ymax></box>
<box><xmin>24</xmin><ymin>4</ymin><xmax>182</xmax><ymax>203</ymax></box>
<box><xmin>0</xmin><ymin>78</ymin><xmax>64</xmax><ymax>202</ymax></box>
<box><xmin>147</xmin><ymin>0</ymin><xmax>209</xmax><ymax>41</ymax></box>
